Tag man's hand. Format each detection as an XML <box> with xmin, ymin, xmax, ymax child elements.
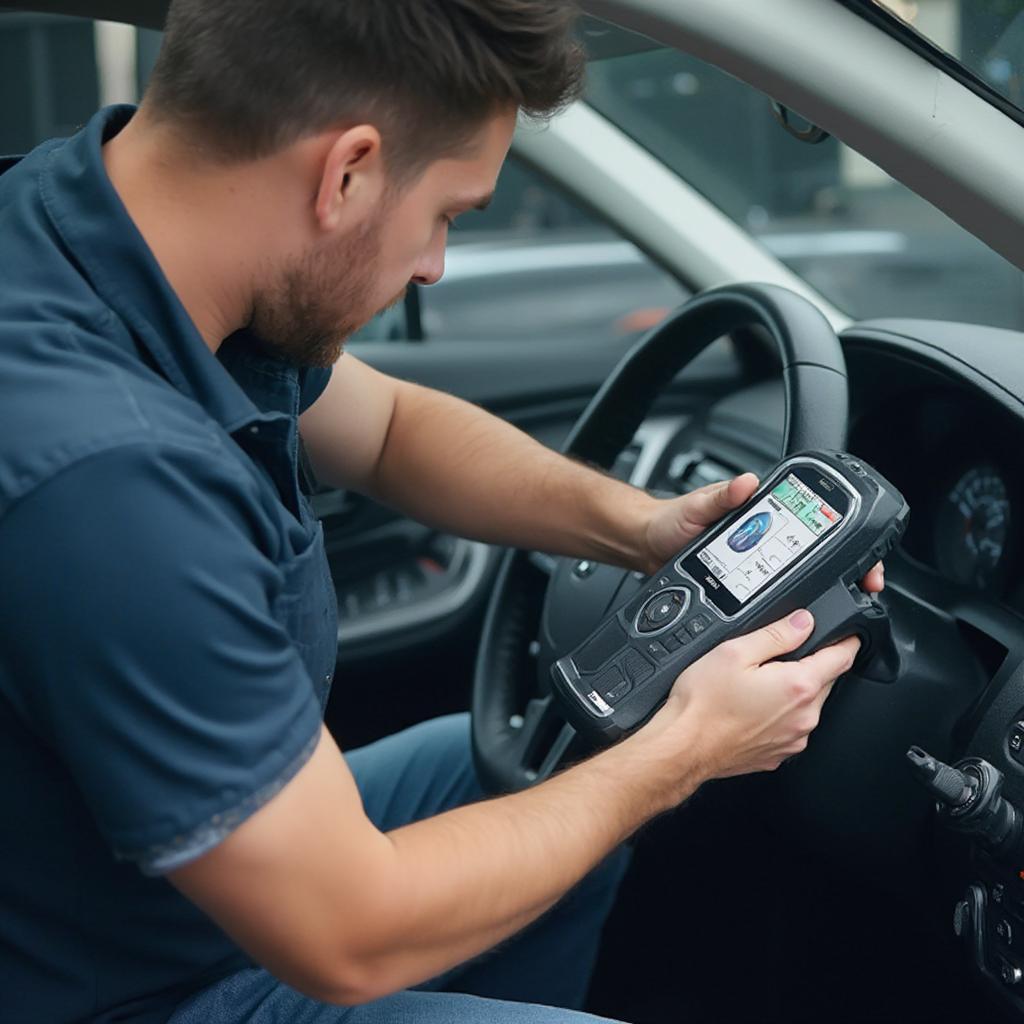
<box><xmin>643</xmin><ymin>474</ymin><xmax>885</xmax><ymax>592</ymax></box>
<box><xmin>630</xmin><ymin>609</ymin><xmax>859</xmax><ymax>789</ymax></box>
<box><xmin>643</xmin><ymin>473</ymin><xmax>760</xmax><ymax>572</ymax></box>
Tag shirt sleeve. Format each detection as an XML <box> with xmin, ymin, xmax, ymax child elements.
<box><xmin>0</xmin><ymin>441</ymin><xmax>324</xmax><ymax>875</ymax></box>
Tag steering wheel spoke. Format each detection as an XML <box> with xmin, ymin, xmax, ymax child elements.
<box><xmin>526</xmin><ymin>550</ymin><xmax>559</xmax><ymax>577</ymax></box>
<box><xmin>515</xmin><ymin>695</ymin><xmax>578</xmax><ymax>783</ymax></box>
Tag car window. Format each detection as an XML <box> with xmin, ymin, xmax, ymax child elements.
<box><xmin>0</xmin><ymin>13</ymin><xmax>102</xmax><ymax>153</ymax></box>
<box><xmin>587</xmin><ymin>45</ymin><xmax>1024</xmax><ymax>330</ymax></box>
<box><xmin>417</xmin><ymin>157</ymin><xmax>687</xmax><ymax>343</ymax></box>
<box><xmin>1</xmin><ymin>13</ymin><xmax>687</xmax><ymax>348</ymax></box>
<box><xmin>861</xmin><ymin>0</ymin><xmax>1024</xmax><ymax>116</ymax></box>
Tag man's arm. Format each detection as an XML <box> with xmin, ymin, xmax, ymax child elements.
<box><xmin>300</xmin><ymin>356</ymin><xmax>887</xmax><ymax>589</ymax></box>
<box><xmin>170</xmin><ymin>611</ymin><xmax>856</xmax><ymax>1005</ymax></box>
<box><xmin>301</xmin><ymin>355</ymin><xmax>677</xmax><ymax>572</ymax></box>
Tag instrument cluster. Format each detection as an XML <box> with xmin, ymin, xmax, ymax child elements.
<box><xmin>849</xmin><ymin>387</ymin><xmax>1023</xmax><ymax>607</ymax></box>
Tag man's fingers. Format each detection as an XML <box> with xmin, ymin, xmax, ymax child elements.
<box><xmin>685</xmin><ymin>473</ymin><xmax>759</xmax><ymax>527</ymax></box>
<box><xmin>862</xmin><ymin>561</ymin><xmax>885</xmax><ymax>593</ymax></box>
<box><xmin>733</xmin><ymin>609</ymin><xmax>815</xmax><ymax>666</ymax></box>
<box><xmin>796</xmin><ymin>635</ymin><xmax>860</xmax><ymax>692</ymax></box>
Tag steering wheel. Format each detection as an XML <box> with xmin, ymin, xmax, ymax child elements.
<box><xmin>471</xmin><ymin>283</ymin><xmax>851</xmax><ymax>794</ymax></box>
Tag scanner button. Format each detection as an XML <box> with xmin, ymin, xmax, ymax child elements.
<box><xmin>574</xmin><ymin>620</ymin><xmax>629</xmax><ymax>674</ymax></box>
<box><xmin>641</xmin><ymin>594</ymin><xmax>681</xmax><ymax>628</ymax></box>
<box><xmin>594</xmin><ymin>667</ymin><xmax>624</xmax><ymax>696</ymax></box>
<box><xmin>686</xmin><ymin>614</ymin><xmax>712</xmax><ymax>639</ymax></box>
<box><xmin>622</xmin><ymin>650</ymin><xmax>655</xmax><ymax>684</ymax></box>
<box><xmin>662</xmin><ymin>634</ymin><xmax>682</xmax><ymax>652</ymax></box>
<box><xmin>605</xmin><ymin>678</ymin><xmax>632</xmax><ymax>704</ymax></box>
<box><xmin>644</xmin><ymin>640</ymin><xmax>671</xmax><ymax>662</ymax></box>
<box><xmin>636</xmin><ymin>589</ymin><xmax>689</xmax><ymax>634</ymax></box>
<box><xmin>673</xmin><ymin>627</ymin><xmax>693</xmax><ymax>646</ymax></box>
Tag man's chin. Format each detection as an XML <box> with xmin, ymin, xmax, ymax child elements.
<box><xmin>308</xmin><ymin>335</ymin><xmax>349</xmax><ymax>369</ymax></box>
<box><xmin>382</xmin><ymin>288</ymin><xmax>408</xmax><ymax>315</ymax></box>
<box><xmin>258</xmin><ymin>331</ymin><xmax>347</xmax><ymax>371</ymax></box>
<box><xmin>261</xmin><ymin>292</ymin><xmax>408</xmax><ymax>370</ymax></box>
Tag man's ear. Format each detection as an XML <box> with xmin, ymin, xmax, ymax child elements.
<box><xmin>315</xmin><ymin>125</ymin><xmax>384</xmax><ymax>233</ymax></box>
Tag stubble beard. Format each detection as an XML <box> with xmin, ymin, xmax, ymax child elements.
<box><xmin>249</xmin><ymin>211</ymin><xmax>402</xmax><ymax>369</ymax></box>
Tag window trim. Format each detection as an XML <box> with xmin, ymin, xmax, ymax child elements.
<box><xmin>834</xmin><ymin>0</ymin><xmax>1024</xmax><ymax>132</ymax></box>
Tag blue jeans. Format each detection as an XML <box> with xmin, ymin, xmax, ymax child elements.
<box><xmin>168</xmin><ymin>714</ymin><xmax>632</xmax><ymax>1023</ymax></box>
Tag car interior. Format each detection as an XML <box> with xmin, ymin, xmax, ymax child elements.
<box><xmin>5</xmin><ymin>1</ymin><xmax>1024</xmax><ymax>1021</ymax></box>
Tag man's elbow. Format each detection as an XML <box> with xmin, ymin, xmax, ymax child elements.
<box><xmin>294</xmin><ymin>951</ymin><xmax>401</xmax><ymax>1007</ymax></box>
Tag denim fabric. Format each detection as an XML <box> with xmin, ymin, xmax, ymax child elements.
<box><xmin>168</xmin><ymin>714</ymin><xmax>632</xmax><ymax>1024</ymax></box>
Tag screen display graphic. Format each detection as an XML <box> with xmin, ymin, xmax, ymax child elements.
<box><xmin>694</xmin><ymin>473</ymin><xmax>843</xmax><ymax>607</ymax></box>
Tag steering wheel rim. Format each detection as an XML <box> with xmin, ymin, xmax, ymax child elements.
<box><xmin>472</xmin><ymin>282</ymin><xmax>849</xmax><ymax>794</ymax></box>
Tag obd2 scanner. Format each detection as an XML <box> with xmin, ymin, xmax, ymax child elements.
<box><xmin>551</xmin><ymin>451</ymin><xmax>909</xmax><ymax>745</ymax></box>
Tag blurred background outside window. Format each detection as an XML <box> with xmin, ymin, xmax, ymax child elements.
<box><xmin>3</xmin><ymin>3</ymin><xmax>1022</xmax><ymax>342</ymax></box>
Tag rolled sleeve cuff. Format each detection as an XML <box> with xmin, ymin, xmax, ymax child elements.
<box><xmin>129</xmin><ymin>726</ymin><xmax>322</xmax><ymax>877</ymax></box>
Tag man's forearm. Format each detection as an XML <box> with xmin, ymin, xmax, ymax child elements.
<box><xmin>367</xmin><ymin>380</ymin><xmax>660</xmax><ymax>571</ymax></box>
<box><xmin>355</xmin><ymin>716</ymin><xmax>700</xmax><ymax>997</ymax></box>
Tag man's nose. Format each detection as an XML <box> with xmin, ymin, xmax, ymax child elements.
<box><xmin>411</xmin><ymin>233</ymin><xmax>447</xmax><ymax>286</ymax></box>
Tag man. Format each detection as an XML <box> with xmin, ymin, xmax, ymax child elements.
<box><xmin>0</xmin><ymin>2</ymin><xmax>881</xmax><ymax>1022</ymax></box>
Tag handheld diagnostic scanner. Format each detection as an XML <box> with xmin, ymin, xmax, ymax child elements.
<box><xmin>551</xmin><ymin>451</ymin><xmax>909</xmax><ymax>745</ymax></box>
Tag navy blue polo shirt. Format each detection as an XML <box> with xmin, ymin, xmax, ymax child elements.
<box><xmin>0</xmin><ymin>107</ymin><xmax>339</xmax><ymax>1023</ymax></box>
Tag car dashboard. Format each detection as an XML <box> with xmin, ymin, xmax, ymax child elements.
<box><xmin>612</xmin><ymin>317</ymin><xmax>1024</xmax><ymax>1015</ymax></box>
<box><xmin>651</xmin><ymin>321</ymin><xmax>1024</xmax><ymax>616</ymax></box>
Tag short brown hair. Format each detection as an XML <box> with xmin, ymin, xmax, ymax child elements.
<box><xmin>145</xmin><ymin>0</ymin><xmax>585</xmax><ymax>180</ymax></box>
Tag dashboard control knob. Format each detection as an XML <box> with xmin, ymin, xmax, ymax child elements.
<box><xmin>953</xmin><ymin>899</ymin><xmax>970</xmax><ymax>938</ymax></box>
<box><xmin>906</xmin><ymin>749</ymin><xmax>1024</xmax><ymax>863</ymax></box>
<box><xmin>906</xmin><ymin>747</ymin><xmax>976</xmax><ymax>807</ymax></box>
<box><xmin>1000</xmin><ymin>959</ymin><xmax>1022</xmax><ymax>987</ymax></box>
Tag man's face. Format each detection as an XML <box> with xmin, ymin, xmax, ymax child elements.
<box><xmin>251</xmin><ymin>111</ymin><xmax>516</xmax><ymax>368</ymax></box>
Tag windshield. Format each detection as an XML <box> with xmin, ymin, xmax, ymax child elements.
<box><xmin>586</xmin><ymin>47</ymin><xmax>1024</xmax><ymax>329</ymax></box>
<box><xmin>863</xmin><ymin>0</ymin><xmax>1024</xmax><ymax>115</ymax></box>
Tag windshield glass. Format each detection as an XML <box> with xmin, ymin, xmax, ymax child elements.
<box><xmin>867</xmin><ymin>0</ymin><xmax>1024</xmax><ymax>114</ymax></box>
<box><xmin>586</xmin><ymin>47</ymin><xmax>1024</xmax><ymax>329</ymax></box>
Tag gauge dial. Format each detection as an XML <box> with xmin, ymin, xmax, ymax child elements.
<box><xmin>934</xmin><ymin>465</ymin><xmax>1011</xmax><ymax>590</ymax></box>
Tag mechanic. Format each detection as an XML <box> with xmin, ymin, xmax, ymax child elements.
<box><xmin>0</xmin><ymin>2</ymin><xmax>882</xmax><ymax>1023</ymax></box>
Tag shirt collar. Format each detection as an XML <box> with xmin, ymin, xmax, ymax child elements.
<box><xmin>39</xmin><ymin>105</ymin><xmax>283</xmax><ymax>435</ymax></box>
